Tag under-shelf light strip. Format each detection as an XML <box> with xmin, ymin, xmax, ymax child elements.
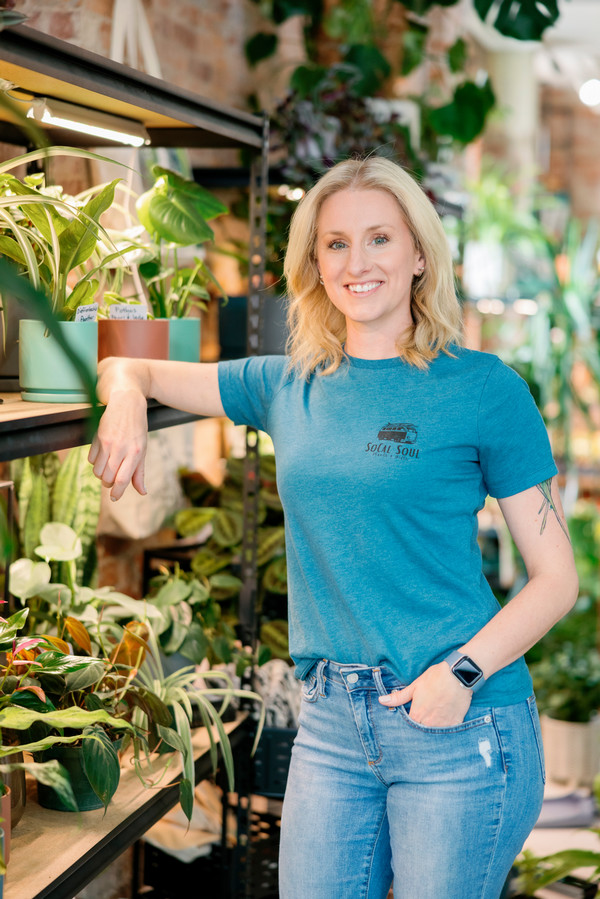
<box><xmin>27</xmin><ymin>97</ymin><xmax>150</xmax><ymax>147</ymax></box>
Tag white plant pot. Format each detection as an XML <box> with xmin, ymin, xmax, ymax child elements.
<box><xmin>540</xmin><ymin>714</ymin><xmax>600</xmax><ymax>788</ymax></box>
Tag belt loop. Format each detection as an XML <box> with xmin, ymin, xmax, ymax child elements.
<box><xmin>316</xmin><ymin>659</ymin><xmax>327</xmax><ymax>697</ymax></box>
<box><xmin>372</xmin><ymin>667</ymin><xmax>387</xmax><ymax>697</ymax></box>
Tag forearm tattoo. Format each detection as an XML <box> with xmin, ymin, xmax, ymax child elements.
<box><xmin>535</xmin><ymin>479</ymin><xmax>571</xmax><ymax>542</ymax></box>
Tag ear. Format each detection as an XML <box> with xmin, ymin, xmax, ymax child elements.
<box><xmin>414</xmin><ymin>254</ymin><xmax>425</xmax><ymax>276</ymax></box>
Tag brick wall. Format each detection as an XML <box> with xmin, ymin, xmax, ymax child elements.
<box><xmin>12</xmin><ymin>0</ymin><xmax>301</xmax><ymax>110</ymax></box>
<box><xmin>540</xmin><ymin>85</ymin><xmax>600</xmax><ymax>219</ymax></box>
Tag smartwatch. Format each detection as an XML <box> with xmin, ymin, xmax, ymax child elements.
<box><xmin>443</xmin><ymin>650</ymin><xmax>485</xmax><ymax>693</ymax></box>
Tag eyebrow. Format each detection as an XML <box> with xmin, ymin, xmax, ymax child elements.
<box><xmin>320</xmin><ymin>223</ymin><xmax>395</xmax><ymax>237</ymax></box>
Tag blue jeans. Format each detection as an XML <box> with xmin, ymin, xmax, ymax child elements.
<box><xmin>279</xmin><ymin>660</ymin><xmax>545</xmax><ymax>899</ymax></box>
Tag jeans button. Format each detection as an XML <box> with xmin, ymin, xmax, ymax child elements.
<box><xmin>347</xmin><ymin>672</ymin><xmax>359</xmax><ymax>683</ymax></box>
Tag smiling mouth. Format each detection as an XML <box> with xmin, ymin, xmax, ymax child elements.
<box><xmin>347</xmin><ymin>281</ymin><xmax>383</xmax><ymax>294</ymax></box>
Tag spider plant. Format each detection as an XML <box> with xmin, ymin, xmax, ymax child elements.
<box><xmin>0</xmin><ymin>146</ymin><xmax>136</xmax><ymax>321</ymax></box>
<box><xmin>131</xmin><ymin>620</ymin><xmax>265</xmax><ymax>822</ymax></box>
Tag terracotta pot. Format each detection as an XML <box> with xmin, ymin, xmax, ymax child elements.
<box><xmin>98</xmin><ymin>319</ymin><xmax>169</xmax><ymax>362</ymax></box>
<box><xmin>0</xmin><ymin>788</ymin><xmax>10</xmax><ymax>866</ymax></box>
<box><xmin>2</xmin><ymin>752</ymin><xmax>25</xmax><ymax>829</ymax></box>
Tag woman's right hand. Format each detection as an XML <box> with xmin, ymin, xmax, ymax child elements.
<box><xmin>88</xmin><ymin>357</ymin><xmax>151</xmax><ymax>501</ymax></box>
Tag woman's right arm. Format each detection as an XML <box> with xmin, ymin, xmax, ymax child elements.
<box><xmin>88</xmin><ymin>356</ymin><xmax>225</xmax><ymax>501</ymax></box>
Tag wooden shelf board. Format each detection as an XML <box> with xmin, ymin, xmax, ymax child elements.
<box><xmin>5</xmin><ymin>715</ymin><xmax>247</xmax><ymax>899</ymax></box>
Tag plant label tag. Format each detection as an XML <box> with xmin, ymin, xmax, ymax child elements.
<box><xmin>75</xmin><ymin>303</ymin><xmax>98</xmax><ymax>322</ymax></box>
<box><xmin>108</xmin><ymin>304</ymin><xmax>148</xmax><ymax>320</ymax></box>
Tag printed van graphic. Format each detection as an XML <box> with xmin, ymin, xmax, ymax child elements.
<box><xmin>377</xmin><ymin>422</ymin><xmax>418</xmax><ymax>444</ymax></box>
<box><xmin>365</xmin><ymin>422</ymin><xmax>420</xmax><ymax>459</ymax></box>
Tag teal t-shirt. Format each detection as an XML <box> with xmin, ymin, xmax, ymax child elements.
<box><xmin>218</xmin><ymin>347</ymin><xmax>558</xmax><ymax>706</ymax></box>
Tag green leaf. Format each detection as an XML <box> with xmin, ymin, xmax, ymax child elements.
<box><xmin>342</xmin><ymin>45</ymin><xmax>391</xmax><ymax>96</ymax></box>
<box><xmin>82</xmin><ymin>725</ymin><xmax>120</xmax><ymax>810</ymax></box>
<box><xmin>289</xmin><ymin>64</ymin><xmax>328</xmax><ymax>99</ymax></box>
<box><xmin>0</xmin><ymin>759</ymin><xmax>77</xmax><ymax>811</ymax></box>
<box><xmin>244</xmin><ymin>32</ymin><xmax>278</xmax><ymax>67</ymax></box>
<box><xmin>150</xmin><ymin>167</ymin><xmax>229</xmax><ymax>220</ymax></box>
<box><xmin>174</xmin><ymin>506</ymin><xmax>217</xmax><ymax>537</ymax></box>
<box><xmin>64</xmin><ymin>661</ymin><xmax>106</xmax><ymax>693</ymax></box>
<box><xmin>156</xmin><ymin>724</ymin><xmax>186</xmax><ymax>753</ymax></box>
<box><xmin>148</xmin><ymin>193</ymin><xmax>213</xmax><ymax>245</ymax></box>
<box><xmin>152</xmin><ymin>578</ymin><xmax>193</xmax><ymax>608</ymax></box>
<box><xmin>208</xmin><ymin>572</ymin><xmax>243</xmax><ymax>600</ymax></box>
<box><xmin>0</xmin><ymin>234</ymin><xmax>28</xmax><ymax>265</ymax></box>
<box><xmin>212</xmin><ymin>508</ymin><xmax>244</xmax><ymax>548</ymax></box>
<box><xmin>58</xmin><ymin>179</ymin><xmax>121</xmax><ymax>276</ymax></box>
<box><xmin>447</xmin><ymin>37</ymin><xmax>467</xmax><ymax>73</ymax></box>
<box><xmin>0</xmin><ymin>607</ymin><xmax>29</xmax><ymax>651</ymax></box>
<box><xmin>179</xmin><ymin>621</ymin><xmax>210</xmax><ymax>665</ymax></box>
<box><xmin>401</xmin><ymin>24</ymin><xmax>428</xmax><ymax>76</ymax></box>
<box><xmin>474</xmin><ymin>0</ymin><xmax>559</xmax><ymax>41</ymax></box>
<box><xmin>0</xmin><ymin>707</ymin><xmax>134</xmax><ymax>756</ymax></box>
<box><xmin>428</xmin><ymin>79</ymin><xmax>495</xmax><ymax>144</ymax></box>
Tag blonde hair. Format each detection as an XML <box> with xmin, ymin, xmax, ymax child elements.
<box><xmin>283</xmin><ymin>156</ymin><xmax>462</xmax><ymax>376</ymax></box>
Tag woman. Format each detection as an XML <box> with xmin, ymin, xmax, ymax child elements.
<box><xmin>89</xmin><ymin>157</ymin><xmax>578</xmax><ymax>899</ymax></box>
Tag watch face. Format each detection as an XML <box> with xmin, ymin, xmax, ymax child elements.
<box><xmin>453</xmin><ymin>657</ymin><xmax>483</xmax><ymax>687</ymax></box>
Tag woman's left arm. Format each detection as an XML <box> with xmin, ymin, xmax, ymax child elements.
<box><xmin>379</xmin><ymin>475</ymin><xmax>578</xmax><ymax>725</ymax></box>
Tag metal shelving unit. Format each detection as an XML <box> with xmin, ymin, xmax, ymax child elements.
<box><xmin>0</xmin><ymin>23</ymin><xmax>268</xmax><ymax>899</ymax></box>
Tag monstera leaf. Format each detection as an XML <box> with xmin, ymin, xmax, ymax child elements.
<box><xmin>474</xmin><ymin>0</ymin><xmax>560</xmax><ymax>41</ymax></box>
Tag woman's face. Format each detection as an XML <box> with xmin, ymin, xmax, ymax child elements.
<box><xmin>315</xmin><ymin>188</ymin><xmax>424</xmax><ymax>343</ymax></box>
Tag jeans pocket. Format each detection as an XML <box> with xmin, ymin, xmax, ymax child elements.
<box><xmin>301</xmin><ymin>673</ymin><xmax>319</xmax><ymax>703</ymax></box>
<box><xmin>526</xmin><ymin>695</ymin><xmax>546</xmax><ymax>784</ymax></box>
<box><xmin>397</xmin><ymin>702</ymin><xmax>493</xmax><ymax>734</ymax></box>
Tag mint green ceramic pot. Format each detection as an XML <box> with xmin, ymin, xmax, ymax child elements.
<box><xmin>19</xmin><ymin>319</ymin><xmax>97</xmax><ymax>403</ymax></box>
<box><xmin>169</xmin><ymin>317</ymin><xmax>201</xmax><ymax>362</ymax></box>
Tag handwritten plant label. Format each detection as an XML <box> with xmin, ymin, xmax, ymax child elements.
<box><xmin>108</xmin><ymin>304</ymin><xmax>148</xmax><ymax>320</ymax></box>
<box><xmin>75</xmin><ymin>303</ymin><xmax>98</xmax><ymax>322</ymax></box>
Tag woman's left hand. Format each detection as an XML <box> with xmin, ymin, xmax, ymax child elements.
<box><xmin>378</xmin><ymin>661</ymin><xmax>473</xmax><ymax>727</ymax></box>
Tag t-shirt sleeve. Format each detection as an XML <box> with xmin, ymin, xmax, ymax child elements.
<box><xmin>478</xmin><ymin>358</ymin><xmax>558</xmax><ymax>499</ymax></box>
<box><xmin>217</xmin><ymin>355</ymin><xmax>290</xmax><ymax>433</ymax></box>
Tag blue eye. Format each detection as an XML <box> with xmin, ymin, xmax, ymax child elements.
<box><xmin>329</xmin><ymin>240</ymin><xmax>346</xmax><ymax>250</ymax></box>
<box><xmin>372</xmin><ymin>235</ymin><xmax>389</xmax><ymax>246</ymax></box>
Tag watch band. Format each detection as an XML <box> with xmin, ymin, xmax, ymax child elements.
<box><xmin>443</xmin><ymin>650</ymin><xmax>486</xmax><ymax>693</ymax></box>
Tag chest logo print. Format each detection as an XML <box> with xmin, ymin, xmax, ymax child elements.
<box><xmin>366</xmin><ymin>422</ymin><xmax>420</xmax><ymax>459</ymax></box>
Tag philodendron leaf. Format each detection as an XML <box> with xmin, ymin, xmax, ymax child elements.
<box><xmin>64</xmin><ymin>661</ymin><xmax>106</xmax><ymax>693</ymax></box>
<box><xmin>35</xmin><ymin>522</ymin><xmax>82</xmax><ymax>562</ymax></box>
<box><xmin>82</xmin><ymin>725</ymin><xmax>120</xmax><ymax>811</ymax></box>
<box><xmin>150</xmin><ymin>167</ymin><xmax>228</xmax><ymax>220</ymax></box>
<box><xmin>0</xmin><ymin>607</ymin><xmax>29</xmax><ymax>651</ymax></box>
<box><xmin>147</xmin><ymin>193</ymin><xmax>214</xmax><ymax>246</ymax></box>
<box><xmin>0</xmin><ymin>759</ymin><xmax>77</xmax><ymax>811</ymax></box>
<box><xmin>0</xmin><ymin>708</ymin><xmax>134</xmax><ymax>755</ymax></box>
<box><xmin>8</xmin><ymin>558</ymin><xmax>51</xmax><ymax>600</ymax></box>
<box><xmin>156</xmin><ymin>724</ymin><xmax>186</xmax><ymax>753</ymax></box>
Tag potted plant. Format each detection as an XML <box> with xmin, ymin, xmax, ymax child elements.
<box><xmin>99</xmin><ymin>165</ymin><xmax>228</xmax><ymax>363</ymax></box>
<box><xmin>174</xmin><ymin>453</ymin><xmax>289</xmax><ymax>661</ymax></box>
<box><xmin>0</xmin><ymin>146</ymin><xmax>135</xmax><ymax>401</ymax></box>
<box><xmin>130</xmin><ymin>618</ymin><xmax>265</xmax><ymax>823</ymax></box>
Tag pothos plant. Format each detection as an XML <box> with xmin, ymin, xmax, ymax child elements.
<box><xmin>105</xmin><ymin>165</ymin><xmax>229</xmax><ymax>320</ymax></box>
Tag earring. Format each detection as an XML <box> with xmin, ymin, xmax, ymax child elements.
<box><xmin>319</xmin><ymin>276</ymin><xmax>324</xmax><ymax>284</ymax></box>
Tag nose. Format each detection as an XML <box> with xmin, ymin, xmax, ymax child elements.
<box><xmin>347</xmin><ymin>242</ymin><xmax>371</xmax><ymax>275</ymax></box>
